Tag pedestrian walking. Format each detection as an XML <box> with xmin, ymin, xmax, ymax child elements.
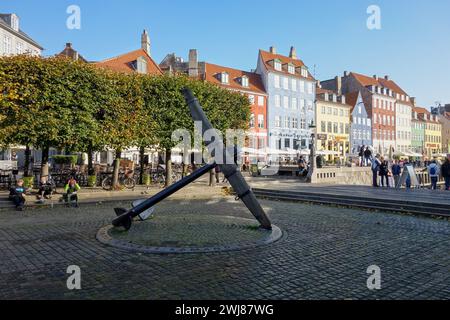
<box><xmin>359</xmin><ymin>145</ymin><xmax>365</xmax><ymax>167</ymax></box>
<box><xmin>391</xmin><ymin>160</ymin><xmax>402</xmax><ymax>188</ymax></box>
<box><xmin>371</xmin><ymin>155</ymin><xmax>381</xmax><ymax>187</ymax></box>
<box><xmin>440</xmin><ymin>154</ymin><xmax>450</xmax><ymax>190</ymax></box>
<box><xmin>423</xmin><ymin>160</ymin><xmax>440</xmax><ymax>190</ymax></box>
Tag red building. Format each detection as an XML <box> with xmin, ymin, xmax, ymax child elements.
<box><xmin>160</xmin><ymin>50</ymin><xmax>268</xmax><ymax>163</ymax></box>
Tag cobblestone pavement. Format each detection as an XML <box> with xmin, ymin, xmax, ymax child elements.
<box><xmin>0</xmin><ymin>187</ymin><xmax>449</xmax><ymax>300</ymax></box>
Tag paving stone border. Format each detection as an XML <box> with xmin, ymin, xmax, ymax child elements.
<box><xmin>96</xmin><ymin>215</ymin><xmax>283</xmax><ymax>254</ymax></box>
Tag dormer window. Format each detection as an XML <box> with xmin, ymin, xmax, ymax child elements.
<box><xmin>300</xmin><ymin>66</ymin><xmax>308</xmax><ymax>78</ymax></box>
<box><xmin>274</xmin><ymin>59</ymin><xmax>282</xmax><ymax>71</ymax></box>
<box><xmin>241</xmin><ymin>76</ymin><xmax>249</xmax><ymax>87</ymax></box>
<box><xmin>136</xmin><ymin>56</ymin><xmax>147</xmax><ymax>74</ymax></box>
<box><xmin>11</xmin><ymin>14</ymin><xmax>19</xmax><ymax>32</ymax></box>
<box><xmin>287</xmin><ymin>64</ymin><xmax>295</xmax><ymax>74</ymax></box>
<box><xmin>220</xmin><ymin>72</ymin><xmax>229</xmax><ymax>84</ymax></box>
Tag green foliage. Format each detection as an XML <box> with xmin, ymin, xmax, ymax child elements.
<box><xmin>51</xmin><ymin>155</ymin><xmax>78</xmax><ymax>165</ymax></box>
<box><xmin>22</xmin><ymin>176</ymin><xmax>34</xmax><ymax>189</ymax></box>
<box><xmin>0</xmin><ymin>55</ymin><xmax>251</xmax><ymax>165</ymax></box>
<box><xmin>87</xmin><ymin>175</ymin><xmax>97</xmax><ymax>187</ymax></box>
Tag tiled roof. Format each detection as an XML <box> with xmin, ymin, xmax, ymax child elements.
<box><xmin>94</xmin><ymin>49</ymin><xmax>162</xmax><ymax>75</ymax></box>
<box><xmin>204</xmin><ymin>62</ymin><xmax>266</xmax><ymax>95</ymax></box>
<box><xmin>0</xmin><ymin>14</ymin><xmax>43</xmax><ymax>50</ymax></box>
<box><xmin>259</xmin><ymin>50</ymin><xmax>315</xmax><ymax>81</ymax></box>
<box><xmin>351</xmin><ymin>72</ymin><xmax>413</xmax><ymax>106</ymax></box>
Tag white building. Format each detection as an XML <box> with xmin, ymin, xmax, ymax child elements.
<box><xmin>0</xmin><ymin>13</ymin><xmax>42</xmax><ymax>56</ymax></box>
<box><xmin>395</xmin><ymin>97</ymin><xmax>412</xmax><ymax>153</ymax></box>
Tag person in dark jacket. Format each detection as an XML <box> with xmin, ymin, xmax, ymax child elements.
<box><xmin>9</xmin><ymin>179</ymin><xmax>26</xmax><ymax>211</ymax></box>
<box><xmin>441</xmin><ymin>155</ymin><xmax>450</xmax><ymax>190</ymax></box>
<box><xmin>364</xmin><ymin>147</ymin><xmax>372</xmax><ymax>167</ymax></box>
<box><xmin>379</xmin><ymin>157</ymin><xmax>390</xmax><ymax>188</ymax></box>
<box><xmin>391</xmin><ymin>160</ymin><xmax>402</xmax><ymax>188</ymax></box>
<box><xmin>371</xmin><ymin>155</ymin><xmax>381</xmax><ymax>187</ymax></box>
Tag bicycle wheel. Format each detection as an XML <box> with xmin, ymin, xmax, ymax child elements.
<box><xmin>102</xmin><ymin>177</ymin><xmax>113</xmax><ymax>191</ymax></box>
<box><xmin>123</xmin><ymin>177</ymin><xmax>136</xmax><ymax>189</ymax></box>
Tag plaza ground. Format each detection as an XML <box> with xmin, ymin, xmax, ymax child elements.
<box><xmin>0</xmin><ymin>184</ymin><xmax>449</xmax><ymax>300</ymax></box>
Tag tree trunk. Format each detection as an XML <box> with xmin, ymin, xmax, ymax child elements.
<box><xmin>165</xmin><ymin>150</ymin><xmax>172</xmax><ymax>187</ymax></box>
<box><xmin>23</xmin><ymin>145</ymin><xmax>31</xmax><ymax>177</ymax></box>
<box><xmin>112</xmin><ymin>149</ymin><xmax>121</xmax><ymax>190</ymax></box>
<box><xmin>139</xmin><ymin>145</ymin><xmax>145</xmax><ymax>185</ymax></box>
<box><xmin>40</xmin><ymin>145</ymin><xmax>50</xmax><ymax>179</ymax></box>
<box><xmin>87</xmin><ymin>144</ymin><xmax>94</xmax><ymax>176</ymax></box>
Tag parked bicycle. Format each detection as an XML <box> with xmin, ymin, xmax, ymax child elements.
<box><xmin>101</xmin><ymin>170</ymin><xmax>136</xmax><ymax>190</ymax></box>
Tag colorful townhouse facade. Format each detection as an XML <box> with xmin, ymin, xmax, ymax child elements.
<box><xmin>160</xmin><ymin>49</ymin><xmax>268</xmax><ymax>163</ymax></box>
<box><xmin>432</xmin><ymin>104</ymin><xmax>450</xmax><ymax>154</ymax></box>
<box><xmin>415</xmin><ymin>107</ymin><xmax>442</xmax><ymax>157</ymax></box>
<box><xmin>256</xmin><ymin>47</ymin><xmax>316</xmax><ymax>152</ymax></box>
<box><xmin>315</xmin><ymin>86</ymin><xmax>351</xmax><ymax>161</ymax></box>
<box><xmin>411</xmin><ymin>109</ymin><xmax>426</xmax><ymax>155</ymax></box>
<box><xmin>321</xmin><ymin>72</ymin><xmax>414</xmax><ymax>157</ymax></box>
<box><xmin>346</xmin><ymin>91</ymin><xmax>372</xmax><ymax>155</ymax></box>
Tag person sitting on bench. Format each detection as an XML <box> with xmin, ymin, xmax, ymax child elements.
<box><xmin>37</xmin><ymin>176</ymin><xmax>55</xmax><ymax>203</ymax></box>
<box><xmin>9</xmin><ymin>179</ymin><xmax>26</xmax><ymax>211</ymax></box>
<box><xmin>63</xmin><ymin>178</ymin><xmax>80</xmax><ymax>207</ymax></box>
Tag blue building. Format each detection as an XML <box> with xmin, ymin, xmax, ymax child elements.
<box><xmin>256</xmin><ymin>47</ymin><xmax>316</xmax><ymax>152</ymax></box>
<box><xmin>346</xmin><ymin>91</ymin><xmax>373</xmax><ymax>154</ymax></box>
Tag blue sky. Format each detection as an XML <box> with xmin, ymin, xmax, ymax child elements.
<box><xmin>2</xmin><ymin>0</ymin><xmax>450</xmax><ymax>108</ymax></box>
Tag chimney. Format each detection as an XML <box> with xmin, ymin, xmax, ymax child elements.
<box><xmin>410</xmin><ymin>97</ymin><xmax>416</xmax><ymax>106</ymax></box>
<box><xmin>269</xmin><ymin>46</ymin><xmax>276</xmax><ymax>54</ymax></box>
<box><xmin>373</xmin><ymin>74</ymin><xmax>378</xmax><ymax>80</ymax></box>
<box><xmin>289</xmin><ymin>46</ymin><xmax>297</xmax><ymax>59</ymax></box>
<box><xmin>66</xmin><ymin>43</ymin><xmax>72</xmax><ymax>49</ymax></box>
<box><xmin>384</xmin><ymin>75</ymin><xmax>389</xmax><ymax>80</ymax></box>
<box><xmin>344</xmin><ymin>71</ymin><xmax>348</xmax><ymax>77</ymax></box>
<box><xmin>316</xmin><ymin>80</ymin><xmax>321</xmax><ymax>88</ymax></box>
<box><xmin>188</xmin><ymin>49</ymin><xmax>199</xmax><ymax>78</ymax></box>
<box><xmin>141</xmin><ymin>29</ymin><xmax>151</xmax><ymax>56</ymax></box>
<box><xmin>335</xmin><ymin>76</ymin><xmax>342</xmax><ymax>95</ymax></box>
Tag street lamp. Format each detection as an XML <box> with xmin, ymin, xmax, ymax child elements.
<box><xmin>306</xmin><ymin>120</ymin><xmax>317</xmax><ymax>183</ymax></box>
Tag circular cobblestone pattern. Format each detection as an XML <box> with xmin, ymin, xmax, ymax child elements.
<box><xmin>97</xmin><ymin>214</ymin><xmax>282</xmax><ymax>253</ymax></box>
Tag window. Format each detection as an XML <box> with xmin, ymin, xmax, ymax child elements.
<box><xmin>283</xmin><ymin>96</ymin><xmax>289</xmax><ymax>109</ymax></box>
<box><xmin>288</xmin><ymin>64</ymin><xmax>295</xmax><ymax>74</ymax></box>
<box><xmin>300</xmin><ymin>67</ymin><xmax>308</xmax><ymax>77</ymax></box>
<box><xmin>333</xmin><ymin>123</ymin><xmax>338</xmax><ymax>133</ymax></box>
<box><xmin>292</xmin><ymin>98</ymin><xmax>298</xmax><ymax>110</ymax></box>
<box><xmin>257</xmin><ymin>96</ymin><xmax>264</xmax><ymax>106</ymax></box>
<box><xmin>274</xmin><ymin>75</ymin><xmax>280</xmax><ymax>88</ymax></box>
<box><xmin>248</xmin><ymin>95</ymin><xmax>255</xmax><ymax>104</ymax></box>
<box><xmin>307</xmin><ymin>100</ymin><xmax>313</xmax><ymax>111</ymax></box>
<box><xmin>250</xmin><ymin>114</ymin><xmax>255</xmax><ymax>128</ymax></box>
<box><xmin>136</xmin><ymin>57</ymin><xmax>148</xmax><ymax>74</ymax></box>
<box><xmin>3</xmin><ymin>36</ymin><xmax>11</xmax><ymax>55</ymax></box>
<box><xmin>221</xmin><ymin>72</ymin><xmax>229</xmax><ymax>84</ymax></box>
<box><xmin>327</xmin><ymin>122</ymin><xmax>332</xmax><ymax>133</ymax></box>
<box><xmin>258</xmin><ymin>115</ymin><xmax>264</xmax><ymax>128</ymax></box>
<box><xmin>241</xmin><ymin>76</ymin><xmax>249</xmax><ymax>87</ymax></box>
<box><xmin>339</xmin><ymin>109</ymin><xmax>344</xmax><ymax>117</ymax></box>
<box><xmin>307</xmin><ymin>83</ymin><xmax>313</xmax><ymax>94</ymax></box>
<box><xmin>358</xmin><ymin>106</ymin><xmax>362</xmax><ymax>114</ymax></box>
<box><xmin>333</xmin><ymin>108</ymin><xmax>338</xmax><ymax>116</ymax></box>
<box><xmin>327</xmin><ymin>107</ymin><xmax>332</xmax><ymax>115</ymax></box>
<box><xmin>321</xmin><ymin>106</ymin><xmax>326</xmax><ymax>114</ymax></box>
<box><xmin>292</xmin><ymin>118</ymin><xmax>298</xmax><ymax>129</ymax></box>
<box><xmin>284</xmin><ymin>117</ymin><xmax>290</xmax><ymax>128</ymax></box>
<box><xmin>284</xmin><ymin>139</ymin><xmax>290</xmax><ymax>148</ymax></box>
<box><xmin>300</xmin><ymin>119</ymin><xmax>306</xmax><ymax>129</ymax></box>
<box><xmin>275</xmin><ymin>116</ymin><xmax>281</xmax><ymax>128</ymax></box>
<box><xmin>340</xmin><ymin>123</ymin><xmax>344</xmax><ymax>134</ymax></box>
<box><xmin>321</xmin><ymin>121</ymin><xmax>326</xmax><ymax>132</ymax></box>
<box><xmin>283</xmin><ymin>77</ymin><xmax>289</xmax><ymax>90</ymax></box>
<box><xmin>274</xmin><ymin>95</ymin><xmax>281</xmax><ymax>108</ymax></box>
<box><xmin>292</xmin><ymin>79</ymin><xmax>297</xmax><ymax>91</ymax></box>
<box><xmin>16</xmin><ymin>42</ymin><xmax>23</xmax><ymax>54</ymax></box>
<box><xmin>274</xmin><ymin>60</ymin><xmax>282</xmax><ymax>71</ymax></box>
<box><xmin>300</xmin><ymin>99</ymin><xmax>305</xmax><ymax>112</ymax></box>
<box><xmin>300</xmin><ymin>81</ymin><xmax>305</xmax><ymax>93</ymax></box>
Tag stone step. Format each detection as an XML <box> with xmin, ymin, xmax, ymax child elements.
<box><xmin>253</xmin><ymin>189</ymin><xmax>450</xmax><ymax>218</ymax></box>
<box><xmin>252</xmin><ymin>188</ymin><xmax>450</xmax><ymax>210</ymax></box>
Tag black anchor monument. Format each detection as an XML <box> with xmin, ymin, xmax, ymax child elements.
<box><xmin>112</xmin><ymin>88</ymin><xmax>272</xmax><ymax>231</ymax></box>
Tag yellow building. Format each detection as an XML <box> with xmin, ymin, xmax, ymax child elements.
<box><xmin>315</xmin><ymin>88</ymin><xmax>351</xmax><ymax>162</ymax></box>
<box><xmin>416</xmin><ymin>107</ymin><xmax>442</xmax><ymax>157</ymax></box>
